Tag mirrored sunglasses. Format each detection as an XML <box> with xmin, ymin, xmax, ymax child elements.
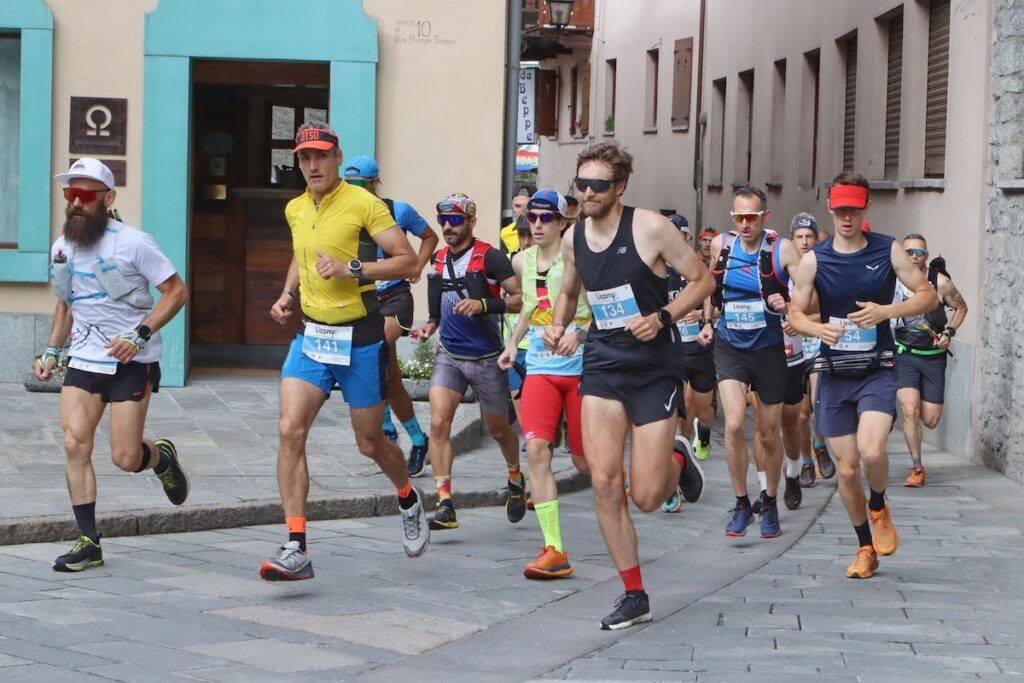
<box><xmin>437</xmin><ymin>214</ymin><xmax>467</xmax><ymax>227</ymax></box>
<box><xmin>729</xmin><ymin>210</ymin><xmax>766</xmax><ymax>224</ymax></box>
<box><xmin>63</xmin><ymin>187</ymin><xmax>108</xmax><ymax>204</ymax></box>
<box><xmin>527</xmin><ymin>212</ymin><xmax>558</xmax><ymax>224</ymax></box>
<box><xmin>574</xmin><ymin>177</ymin><xmax>614</xmax><ymax>194</ymax></box>
<box><xmin>905</xmin><ymin>248</ymin><xmax>927</xmax><ymax>257</ymax></box>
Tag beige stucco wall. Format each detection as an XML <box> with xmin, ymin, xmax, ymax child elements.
<box><xmin>3</xmin><ymin>0</ymin><xmax>508</xmax><ymax>323</ymax></box>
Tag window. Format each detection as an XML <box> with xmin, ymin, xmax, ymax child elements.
<box><xmin>268</xmin><ymin>105</ymin><xmax>327</xmax><ymax>185</ymax></box>
<box><xmin>671</xmin><ymin>37</ymin><xmax>693</xmax><ymax>131</ymax></box>
<box><xmin>769</xmin><ymin>59</ymin><xmax>786</xmax><ymax>182</ymax></box>
<box><xmin>736</xmin><ymin>69</ymin><xmax>754</xmax><ymax>183</ymax></box>
<box><xmin>799</xmin><ymin>49</ymin><xmax>820</xmax><ymax>189</ymax></box>
<box><xmin>925</xmin><ymin>0</ymin><xmax>950</xmax><ymax>177</ymax></box>
<box><xmin>843</xmin><ymin>32</ymin><xmax>858</xmax><ymax>172</ymax></box>
<box><xmin>709</xmin><ymin>77</ymin><xmax>726</xmax><ymax>184</ymax></box>
<box><xmin>884</xmin><ymin>12</ymin><xmax>903</xmax><ymax>180</ymax></box>
<box><xmin>604</xmin><ymin>59</ymin><xmax>616</xmax><ymax>134</ymax></box>
<box><xmin>0</xmin><ymin>34</ymin><xmax>20</xmax><ymax>247</ymax></box>
<box><xmin>645</xmin><ymin>48</ymin><xmax>659</xmax><ymax>130</ymax></box>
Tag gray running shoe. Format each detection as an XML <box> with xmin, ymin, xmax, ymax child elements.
<box><xmin>401</xmin><ymin>486</ymin><xmax>430</xmax><ymax>558</ymax></box>
<box><xmin>259</xmin><ymin>541</ymin><xmax>314</xmax><ymax>581</ymax></box>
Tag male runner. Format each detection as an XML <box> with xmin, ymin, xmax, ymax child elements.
<box><xmin>500</xmin><ymin>193</ymin><xmax>530</xmax><ymax>255</ymax></box>
<box><xmin>893</xmin><ymin>234</ymin><xmax>968</xmax><ymax>487</ymax></box>
<box><xmin>342</xmin><ymin>156</ymin><xmax>438</xmax><ymax>477</ymax></box>
<box><xmin>411</xmin><ymin>193</ymin><xmax>524</xmax><ymax>531</ymax></box>
<box><xmin>698</xmin><ymin>227</ymin><xmax>717</xmax><ymax>266</ymax></box>
<box><xmin>262</xmin><ymin>123</ymin><xmax>429</xmax><ymax>581</ymax></box>
<box><xmin>710</xmin><ymin>185</ymin><xmax>801</xmax><ymax>538</ymax></box>
<box><xmin>39</xmin><ymin>158</ymin><xmax>190</xmax><ymax>572</ymax></box>
<box><xmin>499</xmin><ymin>189</ymin><xmax>591</xmax><ymax>579</ymax></box>
<box><xmin>546</xmin><ymin>141</ymin><xmax>711</xmax><ymax>629</ymax></box>
<box><xmin>789</xmin><ymin>172</ymin><xmax>937</xmax><ymax>579</ymax></box>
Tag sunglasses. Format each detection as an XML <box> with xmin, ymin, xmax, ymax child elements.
<box><xmin>905</xmin><ymin>248</ymin><xmax>927</xmax><ymax>257</ymax></box>
<box><xmin>574</xmin><ymin>177</ymin><xmax>615</xmax><ymax>194</ymax></box>
<box><xmin>729</xmin><ymin>210</ymin><xmax>766</xmax><ymax>224</ymax></box>
<box><xmin>63</xmin><ymin>187</ymin><xmax>109</xmax><ymax>204</ymax></box>
<box><xmin>437</xmin><ymin>214</ymin><xmax>467</xmax><ymax>227</ymax></box>
<box><xmin>527</xmin><ymin>212</ymin><xmax>558</xmax><ymax>224</ymax></box>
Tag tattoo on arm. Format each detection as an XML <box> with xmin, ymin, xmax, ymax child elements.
<box><xmin>945</xmin><ymin>284</ymin><xmax>967</xmax><ymax>311</ymax></box>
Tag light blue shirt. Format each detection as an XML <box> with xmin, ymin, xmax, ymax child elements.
<box><xmin>377</xmin><ymin>200</ymin><xmax>428</xmax><ymax>292</ymax></box>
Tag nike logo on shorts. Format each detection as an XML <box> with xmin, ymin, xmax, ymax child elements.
<box><xmin>664</xmin><ymin>386</ymin><xmax>678</xmax><ymax>412</ymax></box>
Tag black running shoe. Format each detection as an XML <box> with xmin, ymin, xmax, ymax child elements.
<box><xmin>506</xmin><ymin>476</ymin><xmax>527</xmax><ymax>523</ymax></box>
<box><xmin>600</xmin><ymin>590</ymin><xmax>652</xmax><ymax>630</ymax></box>
<box><xmin>751</xmin><ymin>491</ymin><xmax>765</xmax><ymax>515</ymax></box>
<box><xmin>407</xmin><ymin>439</ymin><xmax>429</xmax><ymax>478</ymax></box>
<box><xmin>53</xmin><ymin>534</ymin><xmax>103</xmax><ymax>572</ymax></box>
<box><xmin>428</xmin><ymin>499</ymin><xmax>460</xmax><ymax>530</ymax></box>
<box><xmin>675</xmin><ymin>437</ymin><xmax>705</xmax><ymax>503</ymax></box>
<box><xmin>784</xmin><ymin>476</ymin><xmax>802</xmax><ymax>510</ymax></box>
<box><xmin>154</xmin><ymin>438</ymin><xmax>189</xmax><ymax>506</ymax></box>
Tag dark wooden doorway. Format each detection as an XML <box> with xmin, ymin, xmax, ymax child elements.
<box><xmin>188</xmin><ymin>59</ymin><xmax>329</xmax><ymax>369</ymax></box>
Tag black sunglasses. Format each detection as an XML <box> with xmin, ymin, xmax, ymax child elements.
<box><xmin>574</xmin><ymin>177</ymin><xmax>615</xmax><ymax>193</ymax></box>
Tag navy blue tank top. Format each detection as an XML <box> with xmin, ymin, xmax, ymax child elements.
<box><xmin>813</xmin><ymin>232</ymin><xmax>897</xmax><ymax>357</ymax></box>
<box><xmin>573</xmin><ymin>207</ymin><xmax>684</xmax><ymax>375</ymax></box>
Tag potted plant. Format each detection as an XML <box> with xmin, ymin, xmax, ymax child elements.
<box><xmin>604</xmin><ymin>114</ymin><xmax>615</xmax><ymax>134</ymax></box>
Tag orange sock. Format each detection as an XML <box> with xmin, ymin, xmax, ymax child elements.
<box><xmin>508</xmin><ymin>464</ymin><xmax>523</xmax><ymax>484</ymax></box>
<box><xmin>286</xmin><ymin>517</ymin><xmax>307</xmax><ymax>551</ymax></box>
<box><xmin>396</xmin><ymin>481</ymin><xmax>413</xmax><ymax>499</ymax></box>
<box><xmin>435</xmin><ymin>475</ymin><xmax>452</xmax><ymax>500</ymax></box>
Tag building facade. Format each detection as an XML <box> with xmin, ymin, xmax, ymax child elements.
<box><xmin>0</xmin><ymin>0</ymin><xmax>509</xmax><ymax>386</ymax></box>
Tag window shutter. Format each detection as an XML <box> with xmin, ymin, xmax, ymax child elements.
<box><xmin>884</xmin><ymin>14</ymin><xmax>903</xmax><ymax>179</ymax></box>
<box><xmin>580</xmin><ymin>62</ymin><xmax>591</xmax><ymax>136</ymax></box>
<box><xmin>536</xmin><ymin>69</ymin><xmax>558</xmax><ymax>137</ymax></box>
<box><xmin>843</xmin><ymin>33</ymin><xmax>858</xmax><ymax>172</ymax></box>
<box><xmin>925</xmin><ymin>0</ymin><xmax>950</xmax><ymax>177</ymax></box>
<box><xmin>671</xmin><ymin>38</ymin><xmax>693</xmax><ymax>130</ymax></box>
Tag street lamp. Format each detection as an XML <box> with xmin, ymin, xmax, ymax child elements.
<box><xmin>546</xmin><ymin>0</ymin><xmax>575</xmax><ymax>33</ymax></box>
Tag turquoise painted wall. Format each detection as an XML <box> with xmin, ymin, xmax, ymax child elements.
<box><xmin>143</xmin><ymin>0</ymin><xmax>379</xmax><ymax>386</ymax></box>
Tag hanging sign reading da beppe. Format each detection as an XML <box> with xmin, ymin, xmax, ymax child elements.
<box><xmin>517</xmin><ymin>69</ymin><xmax>536</xmax><ymax>144</ymax></box>
<box><xmin>69</xmin><ymin>97</ymin><xmax>127</xmax><ymax>156</ymax></box>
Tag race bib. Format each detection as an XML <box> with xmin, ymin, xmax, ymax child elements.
<box><xmin>587</xmin><ymin>284</ymin><xmax>642</xmax><ymax>330</ymax></box>
<box><xmin>802</xmin><ymin>336</ymin><xmax>821</xmax><ymax>358</ymax></box>
<box><xmin>723</xmin><ymin>300</ymin><xmax>766</xmax><ymax>330</ymax></box>
<box><xmin>676</xmin><ymin>320</ymin><xmax>701</xmax><ymax>343</ymax></box>
<box><xmin>302</xmin><ymin>322</ymin><xmax>354</xmax><ymax>366</ymax></box>
<box><xmin>830</xmin><ymin>316</ymin><xmax>877</xmax><ymax>352</ymax></box>
<box><xmin>68</xmin><ymin>357</ymin><xmax>118</xmax><ymax>375</ymax></box>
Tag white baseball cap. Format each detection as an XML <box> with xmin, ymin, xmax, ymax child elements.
<box><xmin>54</xmin><ymin>158</ymin><xmax>115</xmax><ymax>190</ymax></box>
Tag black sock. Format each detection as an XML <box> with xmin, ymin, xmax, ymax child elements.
<box><xmin>72</xmin><ymin>502</ymin><xmax>98</xmax><ymax>542</ymax></box>
<box><xmin>398</xmin><ymin>490</ymin><xmax>417</xmax><ymax>510</ymax></box>
<box><xmin>854</xmin><ymin>521</ymin><xmax>873</xmax><ymax>547</ymax></box>
<box><xmin>736</xmin><ymin>495</ymin><xmax>751</xmax><ymax>509</ymax></box>
<box><xmin>762</xmin><ymin>494</ymin><xmax>778</xmax><ymax>510</ymax></box>
<box><xmin>697</xmin><ymin>422</ymin><xmax>711</xmax><ymax>444</ymax></box>
<box><xmin>289</xmin><ymin>532</ymin><xmax>307</xmax><ymax>551</ymax></box>
<box><xmin>152</xmin><ymin>442</ymin><xmax>170</xmax><ymax>475</ymax></box>
<box><xmin>868</xmin><ymin>488</ymin><xmax>886</xmax><ymax>511</ymax></box>
<box><xmin>134</xmin><ymin>442</ymin><xmax>152</xmax><ymax>473</ymax></box>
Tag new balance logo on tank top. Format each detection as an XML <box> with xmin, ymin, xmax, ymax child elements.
<box><xmin>813</xmin><ymin>232</ymin><xmax>897</xmax><ymax>357</ymax></box>
<box><xmin>572</xmin><ymin>206</ymin><xmax>684</xmax><ymax>375</ymax></box>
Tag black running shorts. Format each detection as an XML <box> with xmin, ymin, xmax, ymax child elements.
<box><xmin>378</xmin><ymin>282</ymin><xmax>415</xmax><ymax>335</ymax></box>
<box><xmin>580</xmin><ymin>370</ymin><xmax>682</xmax><ymax>426</ymax></box>
<box><xmin>714</xmin><ymin>338</ymin><xmax>787</xmax><ymax>405</ymax></box>
<box><xmin>63</xmin><ymin>361</ymin><xmax>161</xmax><ymax>403</ymax></box>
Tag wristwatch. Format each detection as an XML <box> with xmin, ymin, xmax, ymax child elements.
<box><xmin>575</xmin><ymin>327</ymin><xmax>587</xmax><ymax>342</ymax></box>
<box><xmin>657</xmin><ymin>308</ymin><xmax>673</xmax><ymax>328</ymax></box>
<box><xmin>943</xmin><ymin>327</ymin><xmax>956</xmax><ymax>338</ymax></box>
<box><xmin>136</xmin><ymin>324</ymin><xmax>152</xmax><ymax>342</ymax></box>
<box><xmin>348</xmin><ymin>259</ymin><xmax>363</xmax><ymax>278</ymax></box>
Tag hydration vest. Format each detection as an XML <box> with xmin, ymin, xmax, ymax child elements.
<box><xmin>711</xmin><ymin>229</ymin><xmax>788</xmax><ymax>309</ymax></box>
<box><xmin>433</xmin><ymin>239</ymin><xmax>502</xmax><ymax>299</ymax></box>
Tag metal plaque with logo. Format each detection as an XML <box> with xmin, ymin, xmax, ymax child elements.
<box><xmin>69</xmin><ymin>97</ymin><xmax>127</xmax><ymax>155</ymax></box>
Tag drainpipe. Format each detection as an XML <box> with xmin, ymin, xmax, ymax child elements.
<box><xmin>692</xmin><ymin>0</ymin><xmax>707</xmax><ymax>231</ymax></box>
<box><xmin>502</xmin><ymin>0</ymin><xmax>524</xmax><ymax>228</ymax></box>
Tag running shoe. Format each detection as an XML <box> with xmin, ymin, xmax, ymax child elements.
<box><xmin>259</xmin><ymin>540</ymin><xmax>314</xmax><ymax>581</ymax></box>
<box><xmin>692</xmin><ymin>417</ymin><xmax>712</xmax><ymax>461</ymax></box>
<box><xmin>428</xmin><ymin>499</ymin><xmax>460</xmax><ymax>530</ymax></box>
<box><xmin>506</xmin><ymin>476</ymin><xmax>527</xmax><ymax>523</ymax></box>
<box><xmin>760</xmin><ymin>501</ymin><xmax>781</xmax><ymax>538</ymax></box>
<box><xmin>751</xmin><ymin>491</ymin><xmax>764</xmax><ymax>516</ymax></box>
<box><xmin>407</xmin><ymin>439</ymin><xmax>429</xmax><ymax>478</ymax></box>
<box><xmin>675</xmin><ymin>437</ymin><xmax>705</xmax><ymax>503</ymax></box>
<box><xmin>661</xmin><ymin>486</ymin><xmax>683</xmax><ymax>513</ymax></box>
<box><xmin>154</xmin><ymin>438</ymin><xmax>189</xmax><ymax>506</ymax></box>
<box><xmin>814</xmin><ymin>442</ymin><xmax>836</xmax><ymax>479</ymax></box>
<box><xmin>523</xmin><ymin>545</ymin><xmax>573</xmax><ymax>580</ymax></box>
<box><xmin>384</xmin><ymin>428</ymin><xmax>399</xmax><ymax>444</ymax></box>
<box><xmin>401</xmin><ymin>486</ymin><xmax>429</xmax><ymax>558</ymax></box>
<box><xmin>600</xmin><ymin>590</ymin><xmax>651</xmax><ymax>630</ymax></box>
<box><xmin>725</xmin><ymin>505</ymin><xmax>754</xmax><ymax>536</ymax></box>
<box><xmin>904</xmin><ymin>466</ymin><xmax>926</xmax><ymax>488</ymax></box>
<box><xmin>53</xmin><ymin>534</ymin><xmax>103</xmax><ymax>572</ymax></box>
<box><xmin>869</xmin><ymin>505</ymin><xmax>899</xmax><ymax>556</ymax></box>
<box><xmin>783</xmin><ymin>476</ymin><xmax>802</xmax><ymax>510</ymax></box>
<box><xmin>799</xmin><ymin>462</ymin><xmax>816</xmax><ymax>488</ymax></box>
<box><xmin>845</xmin><ymin>544</ymin><xmax>879</xmax><ymax>579</ymax></box>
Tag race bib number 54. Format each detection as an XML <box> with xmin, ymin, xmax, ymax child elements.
<box><xmin>587</xmin><ymin>284</ymin><xmax>642</xmax><ymax>330</ymax></box>
<box><xmin>829</xmin><ymin>316</ymin><xmax>877</xmax><ymax>352</ymax></box>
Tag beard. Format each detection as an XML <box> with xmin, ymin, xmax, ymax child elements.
<box><xmin>63</xmin><ymin>205</ymin><xmax>108</xmax><ymax>248</ymax></box>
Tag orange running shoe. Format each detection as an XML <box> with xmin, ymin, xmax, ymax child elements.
<box><xmin>523</xmin><ymin>546</ymin><xmax>573</xmax><ymax>580</ymax></box>
<box><xmin>904</xmin><ymin>467</ymin><xmax>926</xmax><ymax>488</ymax></box>
<box><xmin>846</xmin><ymin>545</ymin><xmax>879</xmax><ymax>579</ymax></box>
<box><xmin>869</xmin><ymin>505</ymin><xmax>899</xmax><ymax>556</ymax></box>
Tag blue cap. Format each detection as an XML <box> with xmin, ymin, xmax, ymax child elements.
<box><xmin>343</xmin><ymin>155</ymin><xmax>379</xmax><ymax>179</ymax></box>
<box><xmin>527</xmin><ymin>189</ymin><xmax>568</xmax><ymax>216</ymax></box>
<box><xmin>668</xmin><ymin>214</ymin><xmax>690</xmax><ymax>233</ymax></box>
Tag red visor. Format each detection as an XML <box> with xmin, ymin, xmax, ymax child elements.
<box><xmin>828</xmin><ymin>184</ymin><xmax>869</xmax><ymax>210</ymax></box>
<box><xmin>293</xmin><ymin>128</ymin><xmax>339</xmax><ymax>153</ymax></box>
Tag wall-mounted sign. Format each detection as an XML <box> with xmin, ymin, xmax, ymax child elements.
<box><xmin>69</xmin><ymin>97</ymin><xmax>127</xmax><ymax>155</ymax></box>
<box><xmin>70</xmin><ymin>158</ymin><xmax>126</xmax><ymax>187</ymax></box>
<box><xmin>517</xmin><ymin>69</ymin><xmax>536</xmax><ymax>144</ymax></box>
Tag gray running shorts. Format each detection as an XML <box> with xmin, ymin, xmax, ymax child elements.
<box><xmin>430</xmin><ymin>349</ymin><xmax>510</xmax><ymax>416</ymax></box>
<box><xmin>895</xmin><ymin>351</ymin><xmax>947</xmax><ymax>405</ymax></box>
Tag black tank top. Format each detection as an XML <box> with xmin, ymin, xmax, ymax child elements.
<box><xmin>573</xmin><ymin>206</ymin><xmax>684</xmax><ymax>374</ymax></box>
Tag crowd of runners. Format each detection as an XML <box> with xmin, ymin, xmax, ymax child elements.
<box><xmin>35</xmin><ymin>129</ymin><xmax>968</xmax><ymax>631</ymax></box>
